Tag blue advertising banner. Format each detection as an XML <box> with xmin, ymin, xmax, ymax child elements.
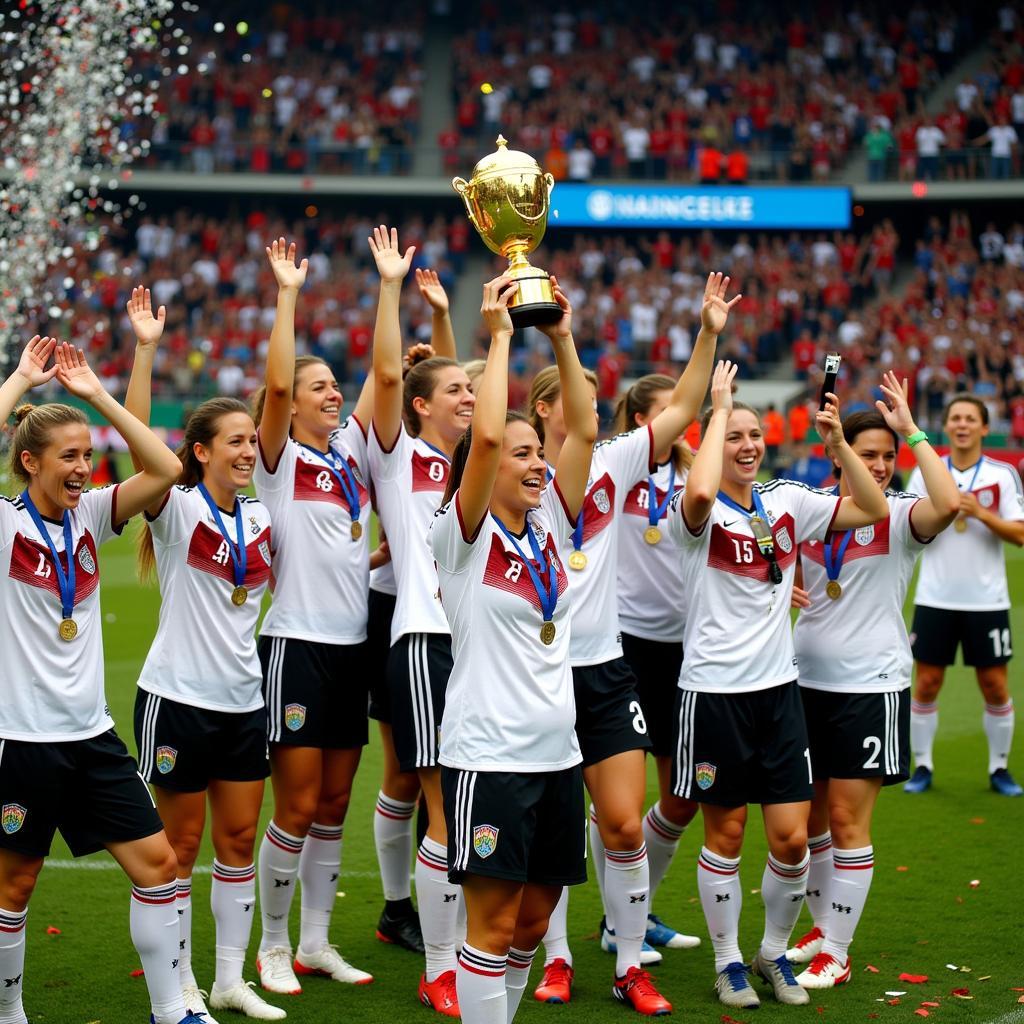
<box><xmin>549</xmin><ymin>184</ymin><xmax>851</xmax><ymax>230</ymax></box>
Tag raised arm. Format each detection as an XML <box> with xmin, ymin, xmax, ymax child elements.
<box><xmin>0</xmin><ymin>336</ymin><xmax>58</xmax><ymax>424</ymax></box>
<box><xmin>259</xmin><ymin>238</ymin><xmax>308</xmax><ymax>465</ymax></box>
<box><xmin>456</xmin><ymin>277</ymin><xmax>516</xmax><ymax>537</ymax></box>
<box><xmin>683</xmin><ymin>360</ymin><xmax>737</xmax><ymax>530</ymax></box>
<box><xmin>415</xmin><ymin>268</ymin><xmax>457</xmax><ymax>360</ymax></box>
<box><xmin>875</xmin><ymin>371</ymin><xmax>959</xmax><ymax>538</ymax></box>
<box><xmin>123</xmin><ymin>286</ymin><xmax>166</xmax><ymax>473</ymax></box>
<box><xmin>820</xmin><ymin>395</ymin><xmax>891</xmax><ymax>530</ymax></box>
<box><xmin>53</xmin><ymin>344</ymin><xmax>180</xmax><ymax>521</ymax></box>
<box><xmin>541</xmin><ymin>277</ymin><xmax>598</xmax><ymax>519</ymax></box>
<box><xmin>650</xmin><ymin>272</ymin><xmax>741</xmax><ymax>454</ymax></box>
<box><xmin>370</xmin><ymin>225</ymin><xmax>416</xmax><ymax>449</ymax></box>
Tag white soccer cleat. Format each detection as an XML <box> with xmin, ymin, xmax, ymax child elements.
<box><xmin>786</xmin><ymin>925</ymin><xmax>824</xmax><ymax>963</ymax></box>
<box><xmin>181</xmin><ymin>982</ymin><xmax>218</xmax><ymax>1023</ymax></box>
<box><xmin>209</xmin><ymin>979</ymin><xmax>287</xmax><ymax>1019</ymax></box>
<box><xmin>256</xmin><ymin>947</ymin><xmax>302</xmax><ymax>995</ymax></box>
<box><xmin>796</xmin><ymin>952</ymin><xmax>852</xmax><ymax>989</ymax></box>
<box><xmin>753</xmin><ymin>951</ymin><xmax>811</xmax><ymax>1005</ymax></box>
<box><xmin>715</xmin><ymin>962</ymin><xmax>760</xmax><ymax>1009</ymax></box>
<box><xmin>294</xmin><ymin>944</ymin><xmax>374</xmax><ymax>985</ymax></box>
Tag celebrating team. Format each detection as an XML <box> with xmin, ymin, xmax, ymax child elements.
<box><xmin>0</xmin><ymin>228</ymin><xmax>1020</xmax><ymax>1024</ymax></box>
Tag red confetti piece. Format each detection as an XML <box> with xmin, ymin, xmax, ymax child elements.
<box><xmin>887</xmin><ymin>999</ymin><xmax>901</xmax><ymax>1006</ymax></box>
<box><xmin>1012</xmin><ymin>987</ymin><xmax>1024</xmax><ymax>991</ymax></box>
<box><xmin>952</xmin><ymin>989</ymin><xmax>970</xmax><ymax>996</ymax></box>
<box><xmin>130</xmin><ymin>968</ymin><xmax>145</xmax><ymax>978</ymax></box>
<box><xmin>45</xmin><ymin>926</ymin><xmax>61</xmax><ymax>935</ymax></box>
<box><xmin>896</xmin><ymin>865</ymin><xmax>909</xmax><ymax>872</ymax></box>
<box><xmin>914</xmin><ymin>1011</ymin><xmax>929</xmax><ymax>1018</ymax></box>
<box><xmin>720</xmin><ymin>1016</ymin><xmax>746</xmax><ymax>1024</ymax></box>
<box><xmin>1018</xmin><ymin>995</ymin><xmax>1024</xmax><ymax>1005</ymax></box>
<box><xmin>900</xmin><ymin>974</ymin><xmax>929</xmax><ymax>984</ymax></box>
<box><xmin>970</xmin><ymin>817</ymin><xmax>985</xmax><ymax>824</ymax></box>
<box><xmin>921</xmin><ymin>1001</ymin><xmax>941</xmax><ymax>1007</ymax></box>
<box><xmin>864</xmin><ymin>965</ymin><xmax>880</xmax><ymax>973</ymax></box>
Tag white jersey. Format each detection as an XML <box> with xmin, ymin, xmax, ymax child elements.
<box><xmin>431</xmin><ymin>482</ymin><xmax>580</xmax><ymax>772</ymax></box>
<box><xmin>668</xmin><ymin>479</ymin><xmax>842</xmax><ymax>693</ymax></box>
<box><xmin>255</xmin><ymin>420</ymin><xmax>370</xmax><ymax>644</ymax></box>
<box><xmin>795</xmin><ymin>491</ymin><xmax>929</xmax><ymax>692</ymax></box>
<box><xmin>554</xmin><ymin>425</ymin><xmax>654</xmax><ymax>666</ymax></box>
<box><xmin>909</xmin><ymin>457</ymin><xmax>1024</xmax><ymax>611</ymax></box>
<box><xmin>367</xmin><ymin>425</ymin><xmax>451</xmax><ymax>642</ymax></box>
<box><xmin>369</xmin><ymin>561</ymin><xmax>397</xmax><ymax>596</ymax></box>
<box><xmin>137</xmin><ymin>486</ymin><xmax>272</xmax><ymax>712</ymax></box>
<box><xmin>0</xmin><ymin>487</ymin><xmax>122</xmax><ymax>742</ymax></box>
<box><xmin>617</xmin><ymin>459</ymin><xmax>688</xmax><ymax>643</ymax></box>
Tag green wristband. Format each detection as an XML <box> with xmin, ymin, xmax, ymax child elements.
<box><xmin>906</xmin><ymin>430</ymin><xmax>928</xmax><ymax>448</ymax></box>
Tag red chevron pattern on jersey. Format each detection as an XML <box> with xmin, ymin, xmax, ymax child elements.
<box><xmin>480</xmin><ymin>531</ymin><xmax>568</xmax><ymax>611</ymax></box>
<box><xmin>579</xmin><ymin>472</ymin><xmax>616</xmax><ymax>542</ymax></box>
<box><xmin>802</xmin><ymin>517</ymin><xmax>892</xmax><ymax>566</ymax></box>
<box><xmin>410</xmin><ymin>450</ymin><xmax>449</xmax><ymax>493</ymax></box>
<box><xmin>623</xmin><ymin>478</ymin><xmax>682</xmax><ymax>518</ymax></box>
<box><xmin>292</xmin><ymin>455</ymin><xmax>370</xmax><ymax>506</ymax></box>
<box><xmin>8</xmin><ymin>531</ymin><xmax>101</xmax><ymax>604</ymax></box>
<box><xmin>186</xmin><ymin>522</ymin><xmax>273</xmax><ymax>587</ymax></box>
<box><xmin>706</xmin><ymin>511</ymin><xmax>798</xmax><ymax>580</ymax></box>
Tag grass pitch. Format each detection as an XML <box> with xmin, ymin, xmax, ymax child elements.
<box><xmin>12</xmin><ymin>530</ymin><xmax>1024</xmax><ymax>1024</ymax></box>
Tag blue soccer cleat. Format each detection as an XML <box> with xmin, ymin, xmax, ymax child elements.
<box><xmin>600</xmin><ymin>916</ymin><xmax>662</xmax><ymax>965</ymax></box>
<box><xmin>903</xmin><ymin>766</ymin><xmax>933</xmax><ymax>793</ymax></box>
<box><xmin>990</xmin><ymin>768</ymin><xmax>1023</xmax><ymax>797</ymax></box>
<box><xmin>645</xmin><ymin>913</ymin><xmax>701</xmax><ymax>949</ymax></box>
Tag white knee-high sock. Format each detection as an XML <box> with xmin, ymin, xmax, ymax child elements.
<box><xmin>456</xmin><ymin>943</ymin><xmax>506</xmax><ymax>1024</ymax></box>
<box><xmin>258</xmin><ymin>821</ymin><xmax>304</xmax><ymax>951</ymax></box>
<box><xmin>299</xmin><ymin>823</ymin><xmax>343</xmax><ymax>955</ymax></box>
<box><xmin>821</xmin><ymin>846</ymin><xmax>874</xmax><ymax>962</ymax></box>
<box><xmin>415</xmin><ymin>836</ymin><xmax>459</xmax><ymax>981</ymax></box>
<box><xmin>910</xmin><ymin>700</ymin><xmax>939</xmax><ymax>770</ymax></box>
<box><xmin>375</xmin><ymin>792</ymin><xmax>416</xmax><ymax>902</ymax></box>
<box><xmin>211</xmin><ymin>861</ymin><xmax>256</xmax><ymax>990</ymax></box>
<box><xmin>984</xmin><ymin>701</ymin><xmax>1015</xmax><ymax>774</ymax></box>
<box><xmin>697</xmin><ymin>847</ymin><xmax>742</xmax><ymax>971</ymax></box>
<box><xmin>540</xmin><ymin>888</ymin><xmax>571</xmax><ymax>967</ymax></box>
<box><xmin>0</xmin><ymin>908</ymin><xmax>27</xmax><ymax>1024</ymax></box>
<box><xmin>175</xmin><ymin>877</ymin><xmax>195</xmax><ymax>988</ymax></box>
<box><xmin>759</xmin><ymin>851</ymin><xmax>810</xmax><ymax>960</ymax></box>
<box><xmin>131</xmin><ymin>882</ymin><xmax>187</xmax><ymax>1024</ymax></box>
<box><xmin>642</xmin><ymin>802</ymin><xmax>685</xmax><ymax>903</ymax></box>
<box><xmin>604</xmin><ymin>846</ymin><xmax>649</xmax><ymax>977</ymax></box>
<box><xmin>505</xmin><ymin>947</ymin><xmax>537</xmax><ymax>1022</ymax></box>
<box><xmin>804</xmin><ymin>832</ymin><xmax>833</xmax><ymax>930</ymax></box>
<box><xmin>588</xmin><ymin>805</ymin><xmax>609</xmax><ymax>925</ymax></box>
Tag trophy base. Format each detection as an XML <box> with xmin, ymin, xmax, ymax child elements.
<box><xmin>510</xmin><ymin>301</ymin><xmax>563</xmax><ymax>329</ymax></box>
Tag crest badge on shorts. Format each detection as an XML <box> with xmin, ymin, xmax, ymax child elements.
<box><xmin>593</xmin><ymin>488</ymin><xmax>610</xmax><ymax>515</ymax></box>
<box><xmin>155</xmin><ymin>746</ymin><xmax>177</xmax><ymax>774</ymax></box>
<box><xmin>2</xmin><ymin>803</ymin><xmax>27</xmax><ymax>834</ymax></box>
<box><xmin>854</xmin><ymin>525</ymin><xmax>874</xmax><ymax>546</ymax></box>
<box><xmin>472</xmin><ymin>824</ymin><xmax>499</xmax><ymax>859</ymax></box>
<box><xmin>77</xmin><ymin>545</ymin><xmax>96</xmax><ymax>575</ymax></box>
<box><xmin>695</xmin><ymin>762</ymin><xmax>717</xmax><ymax>791</ymax></box>
<box><xmin>774</xmin><ymin>526</ymin><xmax>793</xmax><ymax>554</ymax></box>
<box><xmin>259</xmin><ymin>540</ymin><xmax>272</xmax><ymax>567</ymax></box>
<box><xmin>285</xmin><ymin>703</ymin><xmax>306</xmax><ymax>731</ymax></box>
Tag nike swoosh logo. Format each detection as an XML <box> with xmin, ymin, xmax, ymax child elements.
<box><xmin>722</xmin><ymin>520</ymin><xmax>737</xmax><ymax>527</ymax></box>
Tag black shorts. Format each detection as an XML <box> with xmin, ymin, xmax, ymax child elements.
<box><xmin>800</xmin><ymin>687</ymin><xmax>910</xmax><ymax>785</ymax></box>
<box><xmin>134</xmin><ymin>691</ymin><xmax>269</xmax><ymax>793</ymax></box>
<box><xmin>573</xmin><ymin>657</ymin><xmax>653</xmax><ymax>767</ymax></box>
<box><xmin>442</xmin><ymin>765</ymin><xmax>587</xmax><ymax>887</ymax></box>
<box><xmin>389</xmin><ymin>633</ymin><xmax>453</xmax><ymax>773</ymax></box>
<box><xmin>367</xmin><ymin>588</ymin><xmax>397</xmax><ymax>722</ymax></box>
<box><xmin>259</xmin><ymin>635</ymin><xmax>370</xmax><ymax>749</ymax></box>
<box><xmin>671</xmin><ymin>681</ymin><xmax>813</xmax><ymax>807</ymax></box>
<box><xmin>0</xmin><ymin>729</ymin><xmax>162</xmax><ymax>859</ymax></box>
<box><xmin>911</xmin><ymin>605</ymin><xmax>1013</xmax><ymax>668</ymax></box>
<box><xmin>621</xmin><ymin>634</ymin><xmax>684</xmax><ymax>758</ymax></box>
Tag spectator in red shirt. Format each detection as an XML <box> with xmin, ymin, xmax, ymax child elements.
<box><xmin>726</xmin><ymin>148</ymin><xmax>749</xmax><ymax>183</ymax></box>
<box><xmin>698</xmin><ymin>144</ymin><xmax>723</xmax><ymax>183</ymax></box>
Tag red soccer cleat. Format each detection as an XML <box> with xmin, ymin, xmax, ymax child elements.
<box><xmin>612</xmin><ymin>966</ymin><xmax>672</xmax><ymax>1016</ymax></box>
<box><xmin>786</xmin><ymin>925</ymin><xmax>824</xmax><ymax>963</ymax></box>
<box><xmin>534</xmin><ymin>958</ymin><xmax>574</xmax><ymax>1003</ymax></box>
<box><xmin>419</xmin><ymin>970</ymin><xmax>460</xmax><ymax>1017</ymax></box>
<box><xmin>796</xmin><ymin>952</ymin><xmax>852</xmax><ymax>989</ymax></box>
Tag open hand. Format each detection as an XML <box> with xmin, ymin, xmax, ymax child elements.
<box><xmin>700</xmin><ymin>272</ymin><xmax>742</xmax><ymax>335</ymax></box>
<box><xmin>266</xmin><ymin>237</ymin><xmax>308</xmax><ymax>291</ymax></box>
<box><xmin>54</xmin><ymin>343</ymin><xmax>104</xmax><ymax>403</ymax></box>
<box><xmin>415</xmin><ymin>268</ymin><xmax>449</xmax><ymax>313</ymax></box>
<box><xmin>710</xmin><ymin>360</ymin><xmax>738</xmax><ymax>414</ymax></box>
<box><xmin>368</xmin><ymin>225</ymin><xmax>415</xmax><ymax>283</ymax></box>
<box><xmin>14</xmin><ymin>335</ymin><xmax>59</xmax><ymax>389</ymax></box>
<box><xmin>875</xmin><ymin>371</ymin><xmax>916</xmax><ymax>437</ymax></box>
<box><xmin>126</xmin><ymin>286</ymin><xmax>166</xmax><ymax>348</ymax></box>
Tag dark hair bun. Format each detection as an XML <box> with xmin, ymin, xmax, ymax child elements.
<box><xmin>13</xmin><ymin>404</ymin><xmax>35</xmax><ymax>425</ymax></box>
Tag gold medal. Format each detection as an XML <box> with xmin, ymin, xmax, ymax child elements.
<box><xmin>231</xmin><ymin>585</ymin><xmax>249</xmax><ymax>606</ymax></box>
<box><xmin>351</xmin><ymin>521</ymin><xmax>363</xmax><ymax>540</ymax></box>
<box><xmin>644</xmin><ymin>526</ymin><xmax>662</xmax><ymax>546</ymax></box>
<box><xmin>59</xmin><ymin>617</ymin><xmax>78</xmax><ymax>642</ymax></box>
<box><xmin>568</xmin><ymin>550</ymin><xmax>587</xmax><ymax>571</ymax></box>
<box><xmin>540</xmin><ymin>621</ymin><xmax>556</xmax><ymax>646</ymax></box>
<box><xmin>825</xmin><ymin>580</ymin><xmax>842</xmax><ymax>600</ymax></box>
<box><xmin>954</xmin><ymin>518</ymin><xmax>967</xmax><ymax>533</ymax></box>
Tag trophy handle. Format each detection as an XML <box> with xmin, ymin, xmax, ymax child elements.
<box><xmin>451</xmin><ymin>177</ymin><xmax>482</xmax><ymax>233</ymax></box>
<box><xmin>505</xmin><ymin>172</ymin><xmax>556</xmax><ymax>224</ymax></box>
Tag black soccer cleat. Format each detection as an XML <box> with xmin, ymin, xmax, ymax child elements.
<box><xmin>376</xmin><ymin>903</ymin><xmax>425</xmax><ymax>953</ymax></box>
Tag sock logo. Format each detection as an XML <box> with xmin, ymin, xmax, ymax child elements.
<box><xmin>806</xmin><ymin>888</ymin><xmax>820</xmax><ymax>898</ymax></box>
<box><xmin>172</xmin><ymin>959</ymin><xmax>179</xmax><ymax>969</ymax></box>
<box><xmin>274</xmin><ymin>879</ymin><xmax>291</xmax><ymax>888</ymax></box>
<box><xmin>179</xmin><ymin>940</ymin><xmax>186</xmax><ymax>950</ymax></box>
<box><xmin>4</xmin><ymin>975</ymin><xmax>22</xmax><ymax>987</ymax></box>
<box><xmin>715</xmin><ymin>894</ymin><xmax>731</xmax><ymax>903</ymax></box>
<box><xmin>330</xmin><ymin>873</ymin><xmax>339</xmax><ymax>882</ymax></box>
<box><xmin>243</xmin><ymin>903</ymin><xmax>253</xmax><ymax>912</ymax></box>
<box><xmin>831</xmin><ymin>902</ymin><xmax>852</xmax><ymax>915</ymax></box>
<box><xmin>628</xmin><ymin>894</ymin><xmax>647</xmax><ymax>904</ymax></box>
<box><xmin>443</xmin><ymin>893</ymin><xmax>458</xmax><ymax>903</ymax></box>
<box><xmin>791</xmin><ymin>894</ymin><xmax>805</xmax><ymax>902</ymax></box>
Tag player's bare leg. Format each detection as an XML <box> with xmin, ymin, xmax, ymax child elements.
<box><xmin>906</xmin><ymin>662</ymin><xmax>945</xmax><ymax>791</ymax></box>
<box><xmin>977</xmin><ymin>665</ymin><xmax>1021</xmax><ymax>795</ymax></box>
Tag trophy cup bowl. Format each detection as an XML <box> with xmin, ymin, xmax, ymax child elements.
<box><xmin>452</xmin><ymin>136</ymin><xmax>562</xmax><ymax>329</ymax></box>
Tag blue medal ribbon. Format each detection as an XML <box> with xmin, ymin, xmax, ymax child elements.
<box><xmin>21</xmin><ymin>490</ymin><xmax>76</xmax><ymax>620</ymax></box>
<box><xmin>823</xmin><ymin>529</ymin><xmax>854</xmax><ymax>585</ymax></box>
<box><xmin>296</xmin><ymin>441</ymin><xmax>361</xmax><ymax>525</ymax></box>
<box><xmin>493</xmin><ymin>514</ymin><xmax>559</xmax><ymax>625</ymax></box>
<box><xmin>197</xmin><ymin>483</ymin><xmax>247</xmax><ymax>588</ymax></box>
<box><xmin>647</xmin><ymin>464</ymin><xmax>676</xmax><ymax>527</ymax></box>
<box><xmin>572</xmin><ymin>510</ymin><xmax>584</xmax><ymax>554</ymax></box>
<box><xmin>716</xmin><ymin>486</ymin><xmax>782</xmax><ymax>583</ymax></box>
<box><xmin>946</xmin><ymin>455</ymin><xmax>983</xmax><ymax>492</ymax></box>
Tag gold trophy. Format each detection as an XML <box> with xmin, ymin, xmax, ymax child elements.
<box><xmin>452</xmin><ymin>135</ymin><xmax>561</xmax><ymax>329</ymax></box>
